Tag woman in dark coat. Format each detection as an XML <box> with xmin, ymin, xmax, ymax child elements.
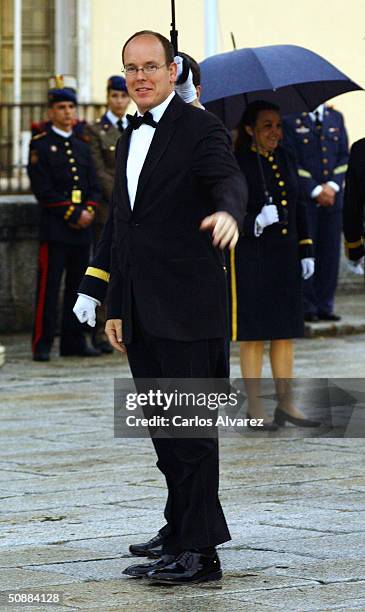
<box><xmin>228</xmin><ymin>100</ymin><xmax>319</xmax><ymax>428</ymax></box>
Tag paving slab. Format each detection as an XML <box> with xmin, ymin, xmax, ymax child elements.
<box><xmin>0</xmin><ymin>322</ymin><xmax>364</xmax><ymax>609</ymax></box>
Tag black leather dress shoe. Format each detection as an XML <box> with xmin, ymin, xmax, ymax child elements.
<box><xmin>147</xmin><ymin>550</ymin><xmax>222</xmax><ymax>584</ymax></box>
<box><xmin>318</xmin><ymin>312</ymin><xmax>341</xmax><ymax>322</ymax></box>
<box><xmin>304</xmin><ymin>313</ymin><xmax>319</xmax><ymax>322</ymax></box>
<box><xmin>123</xmin><ymin>554</ymin><xmax>176</xmax><ymax>577</ymax></box>
<box><xmin>60</xmin><ymin>345</ymin><xmax>102</xmax><ymax>357</ymax></box>
<box><xmin>274</xmin><ymin>407</ymin><xmax>321</xmax><ymax>428</ymax></box>
<box><xmin>129</xmin><ymin>532</ymin><xmax>164</xmax><ymax>558</ymax></box>
<box><xmin>33</xmin><ymin>352</ymin><xmax>50</xmax><ymax>362</ymax></box>
<box><xmin>247</xmin><ymin>413</ymin><xmax>279</xmax><ymax>432</ymax></box>
<box><xmin>93</xmin><ymin>340</ymin><xmax>113</xmax><ymax>354</ymax></box>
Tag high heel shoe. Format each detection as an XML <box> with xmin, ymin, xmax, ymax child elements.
<box><xmin>246</xmin><ymin>413</ymin><xmax>279</xmax><ymax>432</ymax></box>
<box><xmin>274</xmin><ymin>407</ymin><xmax>321</xmax><ymax>428</ymax></box>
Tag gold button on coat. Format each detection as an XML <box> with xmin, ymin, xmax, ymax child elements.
<box><xmin>281</xmin><ymin>200</ymin><xmax>287</xmax><ymax>206</ymax></box>
<box><xmin>282</xmin><ymin>228</ymin><xmax>288</xmax><ymax>235</ymax></box>
<box><xmin>279</xmin><ymin>180</ymin><xmax>285</xmax><ymax>187</ymax></box>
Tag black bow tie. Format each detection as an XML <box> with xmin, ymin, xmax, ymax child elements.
<box><xmin>126</xmin><ymin>111</ymin><xmax>157</xmax><ymax>130</ymax></box>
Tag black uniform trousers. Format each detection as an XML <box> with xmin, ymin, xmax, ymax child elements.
<box><xmin>126</xmin><ymin>302</ymin><xmax>231</xmax><ymax>555</ymax></box>
<box><xmin>32</xmin><ymin>241</ymin><xmax>90</xmax><ymax>354</ymax></box>
<box><xmin>303</xmin><ymin>206</ymin><xmax>342</xmax><ymax>316</ymax></box>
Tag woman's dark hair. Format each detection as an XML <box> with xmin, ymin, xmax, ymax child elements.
<box><xmin>235</xmin><ymin>100</ymin><xmax>280</xmax><ymax>153</ymax></box>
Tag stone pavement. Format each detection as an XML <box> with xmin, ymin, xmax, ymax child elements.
<box><xmin>0</xmin><ymin>291</ymin><xmax>364</xmax><ymax>611</ymax></box>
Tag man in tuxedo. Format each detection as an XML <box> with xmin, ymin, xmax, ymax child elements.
<box><xmin>106</xmin><ymin>31</ymin><xmax>247</xmax><ymax>584</ymax></box>
<box><xmin>74</xmin><ymin>53</ymin><xmax>202</xmax><ymax>317</ymax></box>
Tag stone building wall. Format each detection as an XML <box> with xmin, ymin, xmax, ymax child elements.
<box><xmin>0</xmin><ymin>196</ymin><xmax>40</xmax><ymax>332</ymax></box>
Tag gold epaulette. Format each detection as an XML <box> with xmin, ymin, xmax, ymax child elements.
<box><xmin>32</xmin><ymin>132</ymin><xmax>47</xmax><ymax>140</ymax></box>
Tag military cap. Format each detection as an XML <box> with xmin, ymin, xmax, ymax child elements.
<box><xmin>48</xmin><ymin>74</ymin><xmax>77</xmax><ymax>105</ymax></box>
<box><xmin>107</xmin><ymin>75</ymin><xmax>127</xmax><ymax>92</ymax></box>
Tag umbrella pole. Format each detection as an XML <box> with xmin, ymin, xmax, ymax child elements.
<box><xmin>170</xmin><ymin>0</ymin><xmax>178</xmax><ymax>53</ymax></box>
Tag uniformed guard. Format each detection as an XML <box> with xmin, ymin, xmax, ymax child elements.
<box><xmin>83</xmin><ymin>75</ymin><xmax>130</xmax><ymax>352</ymax></box>
<box><xmin>343</xmin><ymin>138</ymin><xmax>365</xmax><ymax>270</ymax></box>
<box><xmin>28</xmin><ymin>75</ymin><xmax>102</xmax><ymax>361</ymax></box>
<box><xmin>283</xmin><ymin>104</ymin><xmax>349</xmax><ymax>321</ymax></box>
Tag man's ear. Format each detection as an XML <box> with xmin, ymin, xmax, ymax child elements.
<box><xmin>170</xmin><ymin>61</ymin><xmax>178</xmax><ymax>84</ymax></box>
<box><xmin>195</xmin><ymin>85</ymin><xmax>201</xmax><ymax>100</ymax></box>
<box><xmin>244</xmin><ymin>125</ymin><xmax>254</xmax><ymax>137</ymax></box>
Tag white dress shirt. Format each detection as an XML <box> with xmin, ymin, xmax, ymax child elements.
<box><xmin>51</xmin><ymin>126</ymin><xmax>73</xmax><ymax>138</ymax></box>
<box><xmin>309</xmin><ymin>103</ymin><xmax>324</xmax><ymax>123</ymax></box>
<box><xmin>106</xmin><ymin>109</ymin><xmax>128</xmax><ymax>129</ymax></box>
<box><xmin>126</xmin><ymin>91</ymin><xmax>175</xmax><ymax>209</ymax></box>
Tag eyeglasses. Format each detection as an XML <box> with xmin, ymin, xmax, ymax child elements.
<box><xmin>122</xmin><ymin>63</ymin><xmax>167</xmax><ymax>77</ymax></box>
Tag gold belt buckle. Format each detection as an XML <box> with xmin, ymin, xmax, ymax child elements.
<box><xmin>71</xmin><ymin>189</ymin><xmax>82</xmax><ymax>204</ymax></box>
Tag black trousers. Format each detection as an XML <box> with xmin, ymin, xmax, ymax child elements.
<box><xmin>32</xmin><ymin>241</ymin><xmax>90</xmax><ymax>354</ymax></box>
<box><xmin>126</xmin><ymin>306</ymin><xmax>231</xmax><ymax>554</ymax></box>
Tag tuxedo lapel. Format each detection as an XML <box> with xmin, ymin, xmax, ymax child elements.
<box><xmin>118</xmin><ymin>125</ymin><xmax>133</xmax><ymax>211</ymax></box>
<box><xmin>133</xmin><ymin>95</ymin><xmax>184</xmax><ymax>210</ymax></box>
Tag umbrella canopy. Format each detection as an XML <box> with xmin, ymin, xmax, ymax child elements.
<box><xmin>200</xmin><ymin>45</ymin><xmax>363</xmax><ymax>128</ymax></box>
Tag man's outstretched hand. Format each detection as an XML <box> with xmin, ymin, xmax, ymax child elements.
<box><xmin>105</xmin><ymin>319</ymin><xmax>126</xmax><ymax>353</ymax></box>
<box><xmin>200</xmin><ymin>211</ymin><xmax>239</xmax><ymax>249</ymax></box>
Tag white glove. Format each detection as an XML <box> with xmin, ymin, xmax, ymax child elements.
<box><xmin>301</xmin><ymin>258</ymin><xmax>315</xmax><ymax>280</ymax></box>
<box><xmin>345</xmin><ymin>257</ymin><xmax>364</xmax><ymax>276</ymax></box>
<box><xmin>174</xmin><ymin>55</ymin><xmax>197</xmax><ymax>103</ymax></box>
<box><xmin>73</xmin><ymin>294</ymin><xmax>100</xmax><ymax>327</ymax></box>
<box><xmin>255</xmin><ymin>204</ymin><xmax>279</xmax><ymax>236</ymax></box>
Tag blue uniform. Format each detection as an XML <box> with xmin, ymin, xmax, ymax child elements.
<box><xmin>28</xmin><ymin>128</ymin><xmax>101</xmax><ymax>356</ymax></box>
<box><xmin>283</xmin><ymin>107</ymin><xmax>349</xmax><ymax>317</ymax></box>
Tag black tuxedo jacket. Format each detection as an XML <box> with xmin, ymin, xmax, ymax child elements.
<box><xmin>107</xmin><ymin>94</ymin><xmax>247</xmax><ymax>343</ymax></box>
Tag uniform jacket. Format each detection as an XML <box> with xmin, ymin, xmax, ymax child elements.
<box><xmin>31</xmin><ymin>119</ymin><xmax>90</xmax><ymax>143</ymax></box>
<box><xmin>236</xmin><ymin>145</ymin><xmax>313</xmax><ymax>259</ymax></box>
<box><xmin>283</xmin><ymin>107</ymin><xmax>349</xmax><ymax>212</ymax></box>
<box><xmin>343</xmin><ymin>138</ymin><xmax>365</xmax><ymax>260</ymax></box>
<box><xmin>28</xmin><ymin>129</ymin><xmax>101</xmax><ymax>245</ymax></box>
<box><xmin>86</xmin><ymin>113</ymin><xmax>122</xmax><ymax>224</ymax></box>
<box><xmin>105</xmin><ymin>94</ymin><xmax>247</xmax><ymax>344</ymax></box>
